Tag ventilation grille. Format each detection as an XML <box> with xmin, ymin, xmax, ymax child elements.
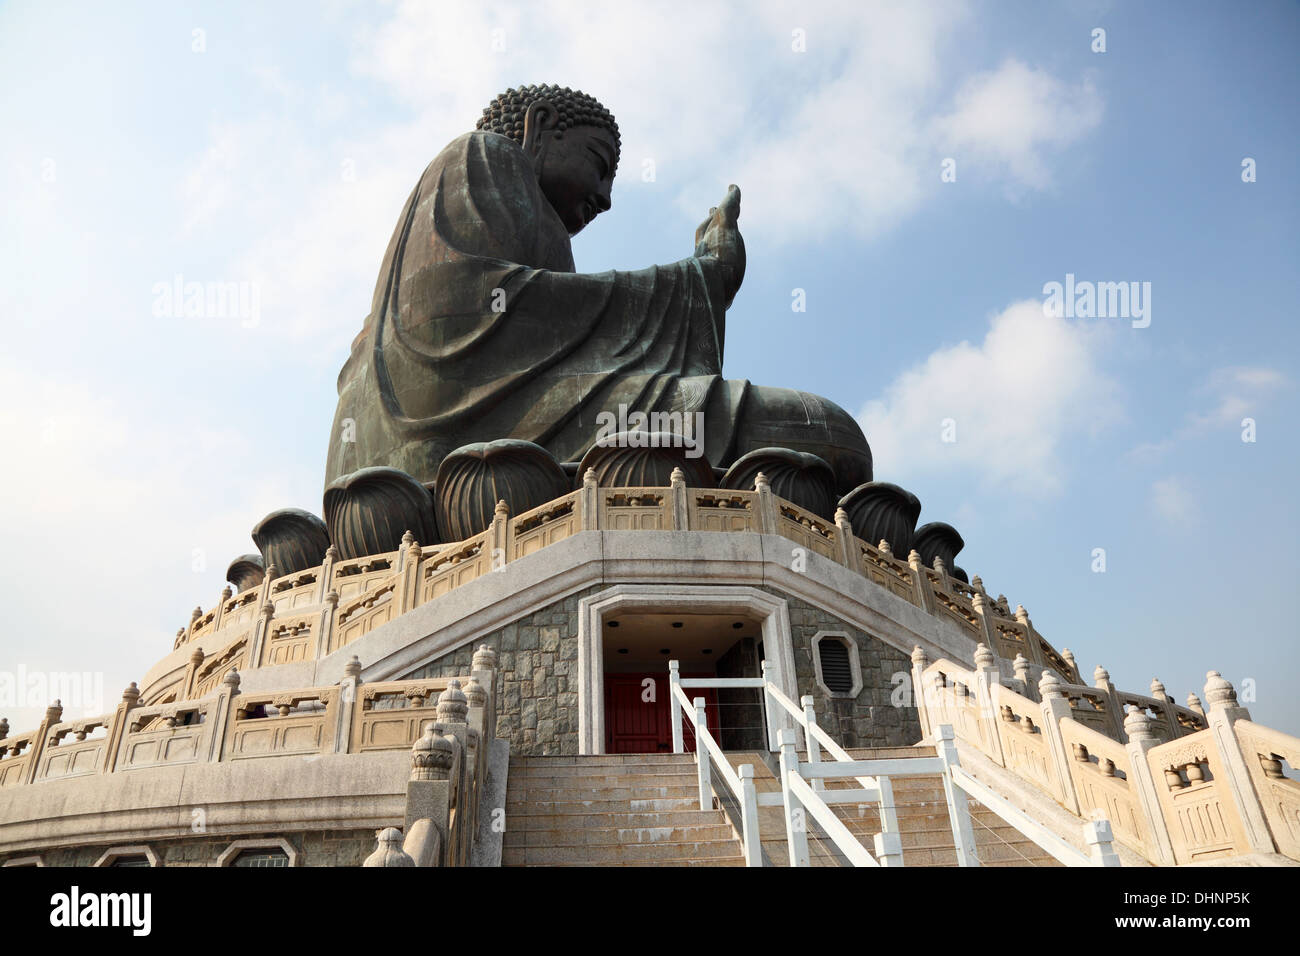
<box><xmin>818</xmin><ymin>639</ymin><xmax>854</xmax><ymax>693</ymax></box>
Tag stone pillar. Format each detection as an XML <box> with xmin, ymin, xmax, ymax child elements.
<box><xmin>206</xmin><ymin>669</ymin><xmax>241</xmax><ymax>763</ymax></box>
<box><xmin>317</xmin><ymin>545</ymin><xmax>338</xmax><ymax>602</ymax></box>
<box><xmin>335</xmin><ymin>655</ymin><xmax>362</xmax><ymax>754</ymax></box>
<box><xmin>971</xmin><ymin>591</ymin><xmax>1000</xmax><ymax>661</ymax></box>
<box><xmin>669</xmin><ymin>467</ymin><xmax>689</xmax><ymax>530</ymax></box>
<box><xmin>910</xmin><ymin>646</ymin><xmax>932</xmax><ymax>740</ymax></box>
<box><xmin>1037</xmin><ymin>671</ymin><xmax>1080</xmax><ymax>815</ymax></box>
<box><xmin>754</xmin><ymin>472</ymin><xmax>778</xmax><ymax>535</ymax></box>
<box><xmin>906</xmin><ymin>549</ymin><xmax>936</xmax><ymax>612</ymax></box>
<box><xmin>212</xmin><ymin>585</ymin><xmax>232</xmax><ymax>631</ymax></box>
<box><xmin>471</xmin><ymin>644</ymin><xmax>499</xmax><ymax>745</ymax></box>
<box><xmin>971</xmin><ymin>643</ymin><xmax>1005</xmax><ymax>767</ymax></box>
<box><xmin>316</xmin><ymin>589</ymin><xmax>340</xmax><ymax>659</ymax></box>
<box><xmin>248</xmin><ymin>599</ymin><xmax>276</xmax><ymax>671</ymax></box>
<box><xmin>182</xmin><ymin>647</ymin><xmax>206</xmax><ymax>700</ymax></box>
<box><xmin>101</xmin><ymin>683</ymin><xmax>140</xmax><ymax>774</ymax></box>
<box><xmin>579</xmin><ymin>467</ymin><xmax>600</xmax><ymax>530</ymax></box>
<box><xmin>21</xmin><ymin>700</ymin><xmax>63</xmax><ymax>785</ymax></box>
<box><xmin>835</xmin><ymin>508</ymin><xmax>858</xmax><ymax>572</ymax></box>
<box><xmin>489</xmin><ymin>501</ymin><xmax>511</xmax><ymax>572</ymax></box>
<box><xmin>407</xmin><ymin>725</ymin><xmax>456</xmax><ymax>867</ymax></box>
<box><xmin>1201</xmin><ymin>672</ymin><xmax>1275</xmax><ymax>855</ymax></box>
<box><xmin>1122</xmin><ymin>708</ymin><xmax>1177</xmax><ymax>866</ymax></box>
<box><xmin>398</xmin><ymin>530</ymin><xmax>423</xmax><ymax>614</ymax></box>
<box><xmin>432</xmin><ymin>681</ymin><xmax>471</xmax><ymax>866</ymax></box>
<box><xmin>1015</xmin><ymin>604</ymin><xmax>1044</xmax><ymax>666</ymax></box>
<box><xmin>1012</xmin><ymin>653</ymin><xmax>1033</xmax><ymax>702</ymax></box>
<box><xmin>1094</xmin><ymin>665</ymin><xmax>1125</xmax><ymax>741</ymax></box>
<box><xmin>363</xmin><ymin>827</ymin><xmax>415</xmax><ymax>867</ymax></box>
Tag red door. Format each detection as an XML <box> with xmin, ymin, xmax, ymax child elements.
<box><xmin>604</xmin><ymin>673</ymin><xmax>719</xmax><ymax>753</ymax></box>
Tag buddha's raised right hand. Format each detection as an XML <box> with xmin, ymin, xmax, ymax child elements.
<box><xmin>694</xmin><ymin>184</ymin><xmax>746</xmax><ymax>308</ymax></box>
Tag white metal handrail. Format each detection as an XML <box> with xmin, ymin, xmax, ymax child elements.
<box><xmin>668</xmin><ymin>673</ymin><xmax>762</xmax><ymax>867</ymax></box>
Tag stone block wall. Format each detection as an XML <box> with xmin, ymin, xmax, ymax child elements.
<box><xmin>777</xmin><ymin>592</ymin><xmax>923</xmax><ymax>749</ymax></box>
<box><xmin>401</xmin><ymin>586</ymin><xmax>600</xmax><ymax>756</ymax></box>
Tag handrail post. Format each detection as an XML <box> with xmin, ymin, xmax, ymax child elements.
<box><xmin>874</xmin><ymin>831</ymin><xmax>903</xmax><ymax>867</ymax></box>
<box><xmin>694</xmin><ymin>697</ymin><xmax>711</xmax><ymax>810</ymax></box>
<box><xmin>1084</xmin><ymin>819</ymin><xmax>1122</xmax><ymax>867</ymax></box>
<box><xmin>761</xmin><ymin>659</ymin><xmax>778</xmax><ymax>753</ymax></box>
<box><xmin>801</xmin><ymin>695</ymin><xmax>824</xmax><ymax>792</ymax></box>
<box><xmin>669</xmin><ymin>660</ymin><xmax>684</xmax><ymax>754</ymax></box>
<box><xmin>935</xmin><ymin>725</ymin><xmax>979</xmax><ymax>867</ymax></box>
<box><xmin>739</xmin><ymin>764</ymin><xmax>762</xmax><ymax>867</ymax></box>
<box><xmin>877</xmin><ymin>774</ymin><xmax>900</xmax><ymax>848</ymax></box>
<box><xmin>778</xmin><ymin>729</ymin><xmax>811</xmax><ymax>866</ymax></box>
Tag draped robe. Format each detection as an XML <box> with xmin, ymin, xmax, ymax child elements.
<box><xmin>326</xmin><ymin>130</ymin><xmax>871</xmax><ymax>492</ymax></box>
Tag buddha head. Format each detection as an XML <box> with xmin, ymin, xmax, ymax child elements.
<box><xmin>477</xmin><ymin>84</ymin><xmax>621</xmax><ymax>236</ymax></box>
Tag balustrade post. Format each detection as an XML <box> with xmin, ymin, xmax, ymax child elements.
<box><xmin>579</xmin><ymin>467</ymin><xmax>600</xmax><ymax>530</ymax></box>
<box><xmin>910</xmin><ymin>646</ymin><xmax>932</xmax><ymax>740</ymax></box>
<box><xmin>1093</xmin><ymin>665</ymin><xmax>1125</xmax><ymax>740</ymax></box>
<box><xmin>777</xmin><ymin>729</ymin><xmax>810</xmax><ymax>867</ymax></box>
<box><xmin>408</xmin><ymin>724</ymin><xmax>456</xmax><ymax>867</ymax></box>
<box><xmin>738</xmin><ymin>764</ymin><xmax>762</xmax><ymax>867</ymax></box>
<box><xmin>398</xmin><ymin>530</ymin><xmax>423</xmax><ymax>614</ymax></box>
<box><xmin>694</xmin><ymin>697</ymin><xmax>711</xmax><ymax>810</ymax></box>
<box><xmin>834</xmin><ymin>508</ymin><xmax>857</xmax><ymax>571</ymax></box>
<box><xmin>934</xmin><ymin>725</ymin><xmax>978</xmax><ymax>867</ymax></box>
<box><xmin>801</xmin><ymin>695</ymin><xmax>824</xmax><ymax>791</ymax></box>
<box><xmin>212</xmin><ymin>585</ymin><xmax>231</xmax><ymax>631</ymax></box>
<box><xmin>1121</xmin><ymin>708</ymin><xmax>1177</xmax><ymax>865</ymax></box>
<box><xmin>972</xmin><ymin>644</ymin><xmax>1005</xmax><ymax>767</ymax></box>
<box><xmin>183</xmin><ymin>647</ymin><xmax>205</xmax><ymax>701</ymax></box>
<box><xmin>1084</xmin><ymin>819</ymin><xmax>1122</xmax><ymax>867</ymax></box>
<box><xmin>1037</xmin><ymin>671</ymin><xmax>1081</xmax><ymax>814</ymax></box>
<box><xmin>317</xmin><ymin>590</ymin><xmax>339</xmax><ymax>659</ymax></box>
<box><xmin>471</xmin><ymin>644</ymin><xmax>499</xmax><ymax>744</ymax></box>
<box><xmin>1013</xmin><ymin>654</ymin><xmax>1034</xmax><ymax>702</ymax></box>
<box><xmin>669</xmin><ymin>660</ymin><xmax>684</xmax><ymax>754</ymax></box>
<box><xmin>433</xmin><ymin>681</ymin><xmax>472</xmax><ymax>866</ymax></box>
<box><xmin>248</xmin><ymin>599</ymin><xmax>275</xmax><ymax>671</ymax></box>
<box><xmin>1061</xmin><ymin>648</ymin><xmax>1079</xmax><ymax>685</ymax></box>
<box><xmin>907</xmin><ymin>550</ymin><xmax>935</xmax><ymax>613</ymax></box>
<box><xmin>754</xmin><ymin>473</ymin><xmax>779</xmax><ymax>535</ymax></box>
<box><xmin>100</xmin><ymin>683</ymin><xmax>140</xmax><ymax>775</ymax></box>
<box><xmin>970</xmin><ymin>592</ymin><xmax>1000</xmax><ymax>659</ymax></box>
<box><xmin>318</xmin><ymin>545</ymin><xmax>338</xmax><ymax>602</ymax></box>
<box><xmin>207</xmin><ymin>669</ymin><xmax>241</xmax><ymax>763</ymax></box>
<box><xmin>669</xmin><ymin>468</ymin><xmax>689</xmax><ymax>530</ymax></box>
<box><xmin>490</xmin><ymin>501</ymin><xmax>512</xmax><ymax>573</ymax></box>
<box><xmin>1201</xmin><ymin>672</ymin><xmax>1276</xmax><ymax>856</ymax></box>
<box><xmin>21</xmin><ymin>700</ymin><xmax>63</xmax><ymax>785</ymax></box>
<box><xmin>336</xmin><ymin>656</ymin><xmax>362</xmax><ymax>754</ymax></box>
<box><xmin>1015</xmin><ymin>605</ymin><xmax>1045</xmax><ymax>667</ymax></box>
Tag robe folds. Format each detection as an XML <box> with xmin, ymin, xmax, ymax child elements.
<box><xmin>326</xmin><ymin>130</ymin><xmax>871</xmax><ymax>492</ymax></box>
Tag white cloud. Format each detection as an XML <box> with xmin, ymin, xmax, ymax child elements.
<box><xmin>1129</xmin><ymin>364</ymin><xmax>1288</xmax><ymax>460</ymax></box>
<box><xmin>858</xmin><ymin>300</ymin><xmax>1122</xmax><ymax>496</ymax></box>
<box><xmin>931</xmin><ymin>58</ymin><xmax>1103</xmax><ymax>193</ymax></box>
<box><xmin>1151</xmin><ymin>476</ymin><xmax>1197</xmax><ymax>525</ymax></box>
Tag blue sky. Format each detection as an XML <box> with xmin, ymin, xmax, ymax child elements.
<box><xmin>1</xmin><ymin>0</ymin><xmax>1296</xmax><ymax>733</ymax></box>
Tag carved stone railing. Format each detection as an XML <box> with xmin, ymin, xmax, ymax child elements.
<box><xmin>910</xmin><ymin>648</ymin><xmax>1299</xmax><ymax>865</ymax></box>
<box><xmin>0</xmin><ymin>647</ymin><xmax>499</xmax><ymax>820</ymax></box>
<box><xmin>162</xmin><ymin>470</ymin><xmax>1080</xmax><ymax>701</ymax></box>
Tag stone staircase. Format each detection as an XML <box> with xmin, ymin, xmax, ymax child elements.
<box><xmin>501</xmin><ymin>748</ymin><xmax>1062</xmax><ymax>866</ymax></box>
<box><xmin>727</xmin><ymin>745</ymin><xmax>1061</xmax><ymax>867</ymax></box>
<box><xmin>501</xmin><ymin>754</ymin><xmax>746</xmax><ymax>866</ymax></box>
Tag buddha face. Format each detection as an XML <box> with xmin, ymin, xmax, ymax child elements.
<box><xmin>534</xmin><ymin>126</ymin><xmax>617</xmax><ymax>236</ymax></box>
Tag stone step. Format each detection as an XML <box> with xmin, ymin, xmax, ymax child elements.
<box><xmin>507</xmin><ymin>797</ymin><xmax>702</xmax><ymax>815</ymax></box>
<box><xmin>506</xmin><ymin>784</ymin><xmax>701</xmax><ymax>803</ymax></box>
<box><xmin>508</xmin><ymin>855</ymin><xmax>747</xmax><ymax>867</ymax></box>
<box><xmin>503</xmin><ymin>823</ymin><xmax>737</xmax><ymax>848</ymax></box>
<box><xmin>501</xmin><ymin>838</ymin><xmax>744</xmax><ymax>865</ymax></box>
<box><xmin>506</xmin><ymin>771</ymin><xmax>701</xmax><ymax>788</ymax></box>
<box><xmin>506</xmin><ymin>809</ymin><xmax>724</xmax><ymax>830</ymax></box>
<box><xmin>510</xmin><ymin>755</ymin><xmax>697</xmax><ymax>769</ymax></box>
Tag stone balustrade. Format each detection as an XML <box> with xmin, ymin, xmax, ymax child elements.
<box><xmin>160</xmin><ymin>471</ymin><xmax>1077</xmax><ymax>706</ymax></box>
<box><xmin>910</xmin><ymin>646</ymin><xmax>1300</xmax><ymax>865</ymax></box>
<box><xmin>0</xmin><ymin>646</ymin><xmax>498</xmax><ymax>834</ymax></box>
